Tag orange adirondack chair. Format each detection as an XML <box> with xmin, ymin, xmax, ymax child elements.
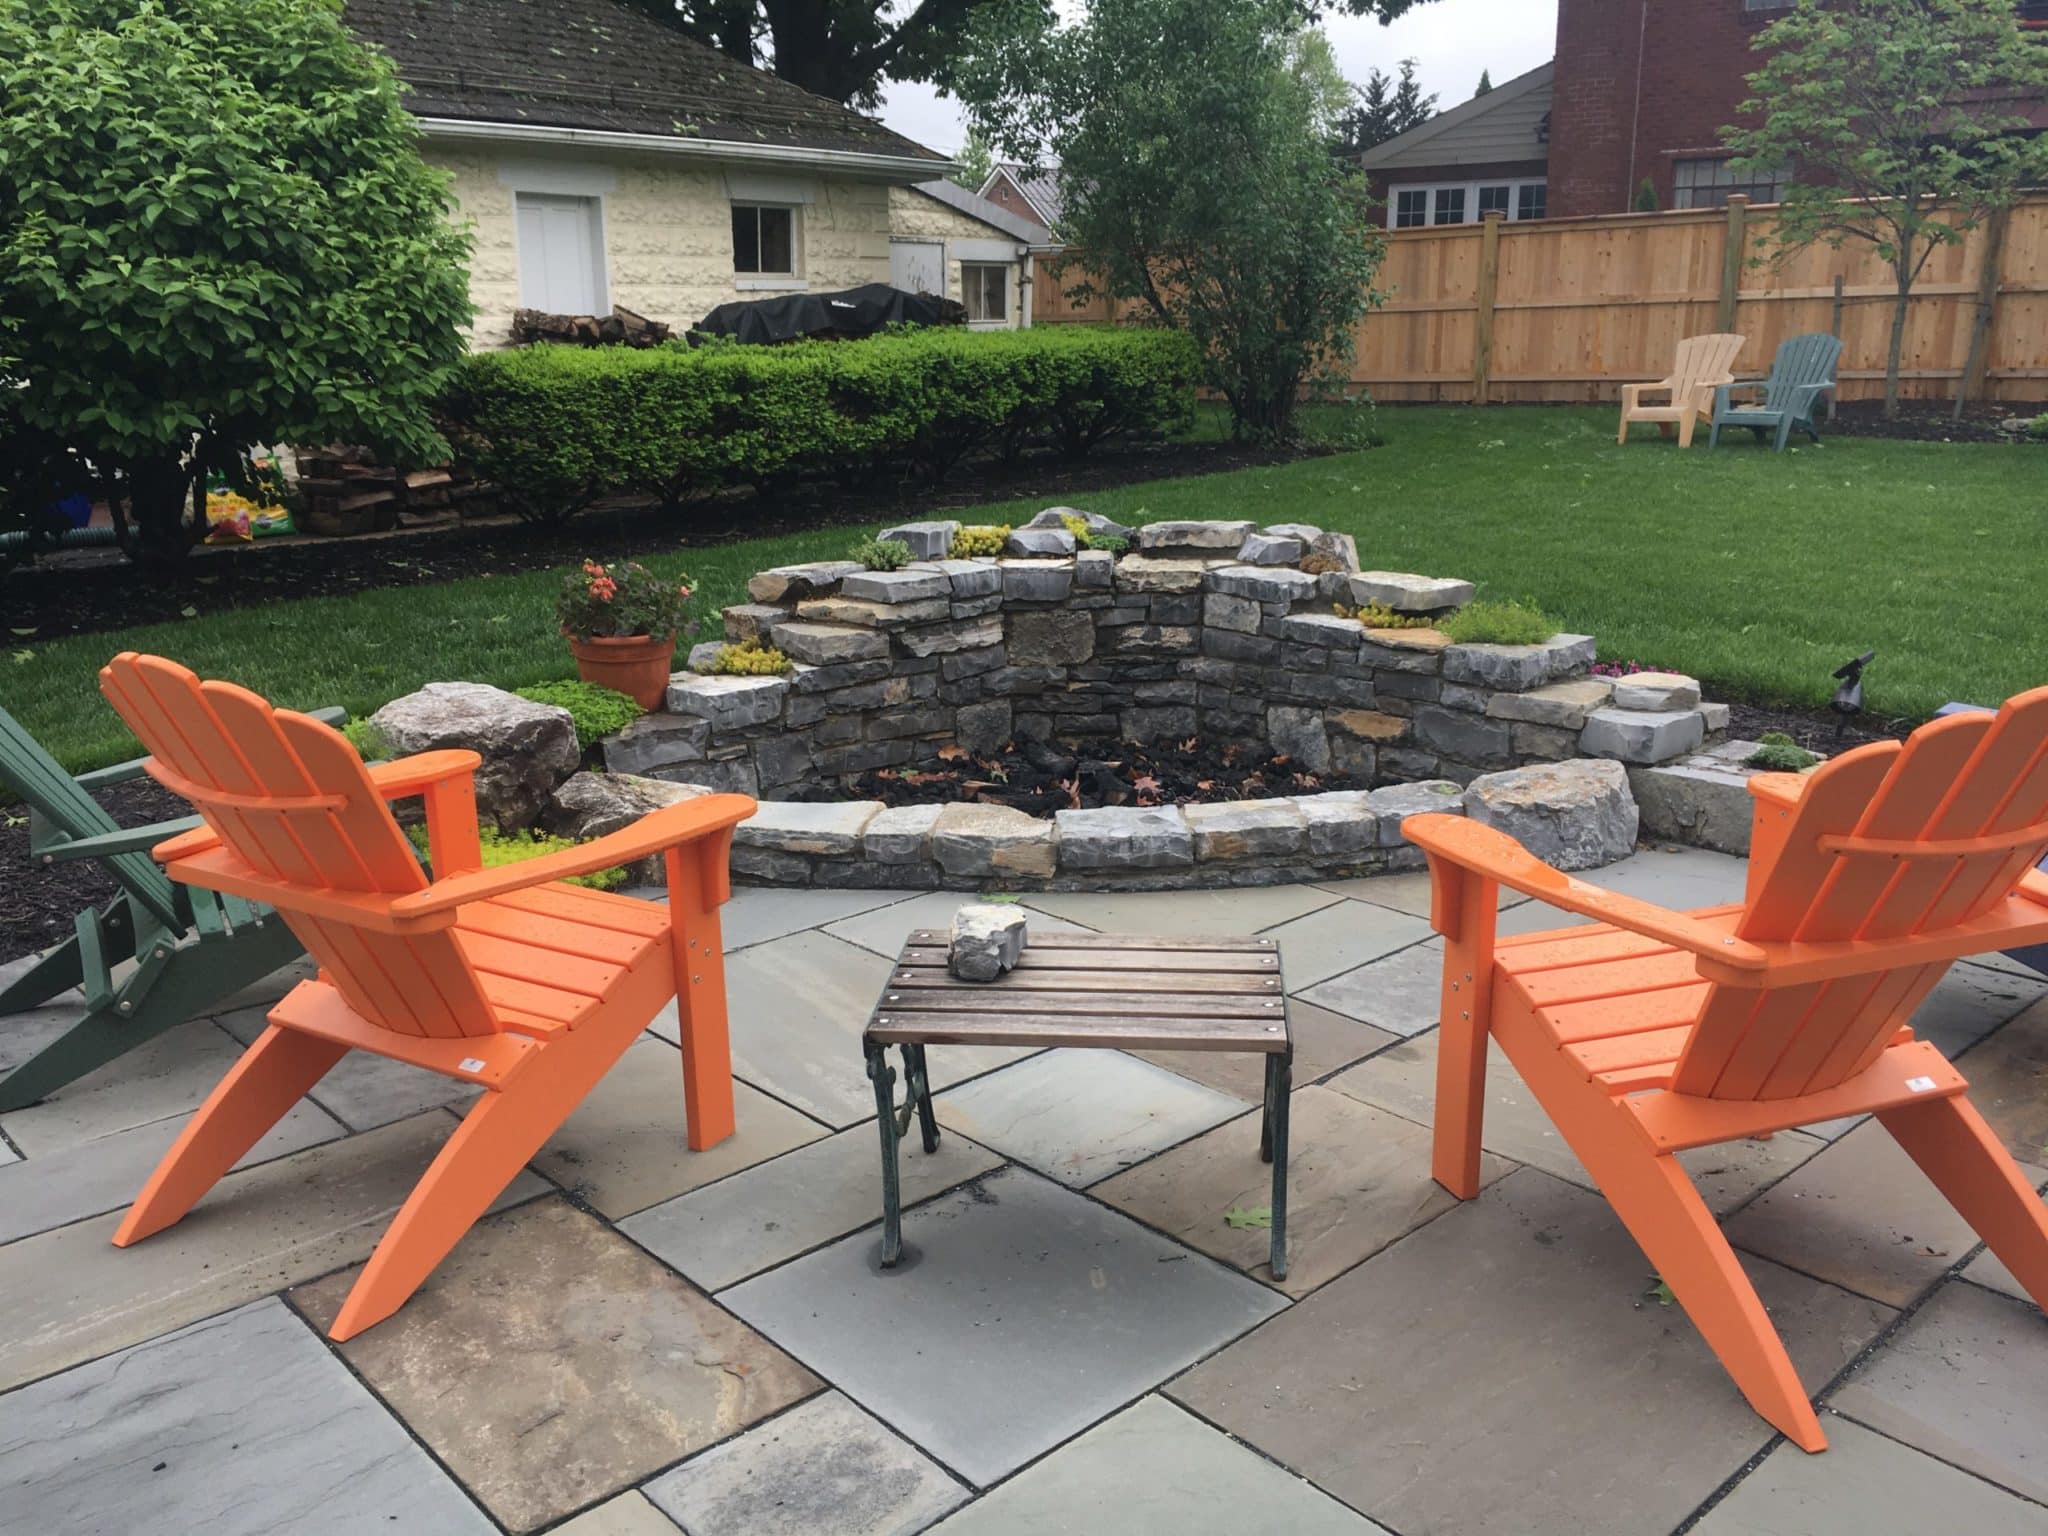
<box><xmin>1617</xmin><ymin>333</ymin><xmax>1745</xmax><ymax>448</ymax></box>
<box><xmin>97</xmin><ymin>654</ymin><xmax>754</xmax><ymax>1340</ymax></box>
<box><xmin>1405</xmin><ymin>687</ymin><xmax>2048</xmax><ymax>1452</ymax></box>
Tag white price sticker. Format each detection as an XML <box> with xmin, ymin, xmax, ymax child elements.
<box><xmin>1904</xmin><ymin>1075</ymin><xmax>1938</xmax><ymax>1093</ymax></box>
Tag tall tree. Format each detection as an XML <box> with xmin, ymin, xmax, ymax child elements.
<box><xmin>1725</xmin><ymin>0</ymin><xmax>2048</xmax><ymax>418</ymax></box>
<box><xmin>1334</xmin><ymin>57</ymin><xmax>1437</xmax><ymax>154</ymax></box>
<box><xmin>949</xmin><ymin>127</ymin><xmax>995</xmax><ymax>192</ymax></box>
<box><xmin>1473</xmin><ymin>68</ymin><xmax>1493</xmax><ymax>96</ymax></box>
<box><xmin>623</xmin><ymin>0</ymin><xmax>1441</xmax><ymax>110</ymax></box>
<box><xmin>954</xmin><ymin>0</ymin><xmax>1387</xmax><ymax>441</ymax></box>
<box><xmin>0</xmin><ymin>0</ymin><xmax>473</xmax><ymax>564</ymax></box>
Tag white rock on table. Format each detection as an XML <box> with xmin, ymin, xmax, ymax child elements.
<box><xmin>950</xmin><ymin>904</ymin><xmax>1030</xmax><ymax>982</ymax></box>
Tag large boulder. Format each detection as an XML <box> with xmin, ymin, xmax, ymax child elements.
<box><xmin>540</xmin><ymin>770</ymin><xmax>714</xmax><ymax>884</ymax></box>
<box><xmin>371</xmin><ymin>682</ymin><xmax>579</xmax><ymax>830</ymax></box>
<box><xmin>1464</xmin><ymin>759</ymin><xmax>1639</xmax><ymax>871</ymax></box>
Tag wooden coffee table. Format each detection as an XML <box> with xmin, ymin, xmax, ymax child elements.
<box><xmin>863</xmin><ymin>930</ymin><xmax>1293</xmax><ymax>1278</ymax></box>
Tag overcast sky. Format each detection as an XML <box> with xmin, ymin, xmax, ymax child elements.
<box><xmin>877</xmin><ymin>0</ymin><xmax>1560</xmax><ymax>158</ymax></box>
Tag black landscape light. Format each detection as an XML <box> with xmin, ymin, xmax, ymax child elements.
<box><xmin>1830</xmin><ymin>651</ymin><xmax>1876</xmax><ymax>739</ymax></box>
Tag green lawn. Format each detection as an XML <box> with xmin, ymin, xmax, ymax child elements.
<box><xmin>7</xmin><ymin>405</ymin><xmax>2043</xmax><ymax>772</ymax></box>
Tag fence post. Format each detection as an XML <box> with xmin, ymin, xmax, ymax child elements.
<box><xmin>1717</xmin><ymin>196</ymin><xmax>1749</xmax><ymax>334</ymax></box>
<box><xmin>1472</xmin><ymin>211</ymin><xmax>1505</xmax><ymax>405</ymax></box>
<box><xmin>1828</xmin><ymin>274</ymin><xmax>1845</xmax><ymax>420</ymax></box>
<box><xmin>1954</xmin><ymin>205</ymin><xmax>2012</xmax><ymax>422</ymax></box>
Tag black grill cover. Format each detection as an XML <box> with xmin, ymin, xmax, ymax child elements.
<box><xmin>690</xmin><ymin>283</ymin><xmax>965</xmax><ymax>344</ymax></box>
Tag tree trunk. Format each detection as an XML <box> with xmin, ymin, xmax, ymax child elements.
<box><xmin>122</xmin><ymin>454</ymin><xmax>198</xmax><ymax>568</ymax></box>
<box><xmin>1884</xmin><ymin>260</ymin><xmax>1912</xmax><ymax>422</ymax></box>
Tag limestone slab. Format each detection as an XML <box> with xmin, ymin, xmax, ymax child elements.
<box><xmin>998</xmin><ymin>559</ymin><xmax>1073</xmax><ymax>603</ymax></box>
<box><xmin>931</xmin><ymin>802</ymin><xmax>1058</xmax><ymax>879</ymax></box>
<box><xmin>1257</xmin><ymin>898</ymin><xmax>1437</xmax><ymax>989</ymax></box>
<box><xmin>1135</xmin><ymin>518</ymin><xmax>1253</xmax><ymax>552</ymax></box>
<box><xmin>825</xmin><ymin>891</ymin><xmax>1093</xmax><ymax>958</ymax></box>
<box><xmin>1364</xmin><ymin>780</ymin><xmax>1466</xmax><ymax>844</ymax></box>
<box><xmin>1023</xmin><ymin>883</ymin><xmax>1340</xmax><ymax>937</ymax></box>
<box><xmin>1170</xmin><ymin>1168</ymin><xmax>1895</xmax><ymax>1536</ymax></box>
<box><xmin>1098</xmin><ymin>1086</ymin><xmax>1512</xmax><ymax>1294</ymax></box>
<box><xmin>748</xmin><ymin>560</ymin><xmax>864</xmax><ymax>603</ymax></box>
<box><xmin>1328</xmin><ymin>1033</ymin><xmax>1827</xmax><ymax>1214</ymax></box>
<box><xmin>0</xmin><ymin>1096</ymin><xmax>343</xmax><ymax>1245</ymax></box>
<box><xmin>645</xmin><ymin>1390</ymin><xmax>966</xmax><ymax>1536</ymax></box>
<box><xmin>721</xmin><ymin>1166</ymin><xmax>1286</xmax><ymax>1488</ymax></box>
<box><xmin>1464</xmin><ymin>757</ymin><xmax>1639</xmax><ymax>871</ymax></box>
<box><xmin>1183</xmin><ymin>799</ymin><xmax>1307</xmax><ymax>862</ymax></box>
<box><xmin>0</xmin><ymin>1110</ymin><xmax>547</xmax><ymax>1390</ymax></box>
<box><xmin>1138</xmin><ymin>1001</ymin><xmax>1395</xmax><ymax>1102</ymax></box>
<box><xmin>552</xmin><ymin>1492</ymin><xmax>684</xmax><ymax>1536</ymax></box>
<box><xmin>1483</xmin><ymin>676</ymin><xmax>1613</xmax><ymax>729</ymax></box>
<box><xmin>664</xmin><ymin>673</ymin><xmax>789</xmax><ymax>729</ymax></box>
<box><xmin>863</xmin><ymin>804</ymin><xmax>944</xmax><ymax>864</ymax></box>
<box><xmin>926</xmin><ymin>1396</ymin><xmax>1385</xmax><ymax>1535</ymax></box>
<box><xmin>1580</xmin><ymin>705</ymin><xmax>1706</xmax><ymax>764</ymax></box>
<box><xmin>531</xmin><ymin>1035</ymin><xmax>826</xmax><ymax>1219</ymax></box>
<box><xmin>1346</xmin><ymin>571</ymin><xmax>1474</xmax><ymax>612</ymax></box>
<box><xmin>1295</xmin><ymin>940</ymin><xmax>1443</xmax><ymax>1035</ymax></box>
<box><xmin>1724</xmin><ymin>1119</ymin><xmax>2039</xmax><ymax>1306</ymax></box>
<box><xmin>295</xmin><ymin>1197</ymin><xmax>821</xmax><ymax>1533</ymax></box>
<box><xmin>0</xmin><ymin>1299</ymin><xmax>492</xmax><ymax>1535</ymax></box>
<box><xmin>1691</xmin><ymin>1415</ymin><xmax>2048</xmax><ymax>1536</ymax></box>
<box><xmin>1111</xmin><ymin>555</ymin><xmax>1208</xmax><ymax>594</ymax></box>
<box><xmin>712</xmin><ymin>930</ymin><xmax>1029</xmax><ymax>1127</ymax></box>
<box><xmin>625</xmin><ymin>1122</ymin><xmax>1004</xmax><ymax>1291</ymax></box>
<box><xmin>1829</xmin><ymin>1279</ymin><xmax>2048</xmax><ymax>1502</ymax></box>
<box><xmin>770</xmin><ymin>620</ymin><xmax>889</xmax><ymax>665</ymax></box>
<box><xmin>735</xmin><ymin>799</ymin><xmax>881</xmax><ymax>857</ymax></box>
<box><xmin>1611</xmin><ymin>670</ymin><xmax>1702</xmax><ymax>711</ymax></box>
<box><xmin>1053</xmin><ymin>805</ymin><xmax>1194</xmax><ymax>869</ymax></box>
<box><xmin>1205</xmin><ymin>564</ymin><xmax>1315</xmax><ymax>603</ymax></box>
<box><xmin>842</xmin><ymin>568</ymin><xmax>952</xmax><ymax>604</ymax></box>
<box><xmin>935</xmin><ymin>1049</ymin><xmax>1247</xmax><ymax>1187</ymax></box>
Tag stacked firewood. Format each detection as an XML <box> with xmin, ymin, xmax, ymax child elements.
<box><xmin>292</xmin><ymin>446</ymin><xmax>484</xmax><ymax>536</ymax></box>
<box><xmin>510</xmin><ymin>305</ymin><xmax>671</xmax><ymax>348</ymax></box>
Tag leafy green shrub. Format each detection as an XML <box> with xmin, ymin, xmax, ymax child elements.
<box><xmin>1093</xmin><ymin>534</ymin><xmax>1131</xmax><ymax>557</ymax></box>
<box><xmin>1336</xmin><ymin>601</ymin><xmax>1436</xmax><ymax>631</ymax></box>
<box><xmin>443</xmin><ymin>327</ymin><xmax>1200</xmax><ymax>521</ymax></box>
<box><xmin>2028</xmin><ymin>413</ymin><xmax>2048</xmax><ymax>441</ymax></box>
<box><xmin>699</xmin><ymin>639</ymin><xmax>792</xmax><ymax>676</ymax></box>
<box><xmin>340</xmin><ymin>718</ymin><xmax>392</xmax><ymax>761</ymax></box>
<box><xmin>408</xmin><ymin>824</ymin><xmax>624</xmax><ymax>889</ymax></box>
<box><xmin>950</xmin><ymin>524</ymin><xmax>1012</xmax><ymax>557</ymax></box>
<box><xmin>851</xmin><ymin>536</ymin><xmax>914</xmax><ymax>571</ymax></box>
<box><xmin>515</xmin><ymin>680</ymin><xmax>645</xmax><ymax>751</ymax></box>
<box><xmin>1746</xmin><ymin>732</ymin><xmax>1821</xmax><ymax>772</ymax></box>
<box><xmin>1440</xmin><ymin>599</ymin><xmax>1556</xmax><ymax>646</ymax></box>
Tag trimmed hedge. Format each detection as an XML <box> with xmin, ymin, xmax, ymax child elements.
<box><xmin>441</xmin><ymin>326</ymin><xmax>1199</xmax><ymax>520</ymax></box>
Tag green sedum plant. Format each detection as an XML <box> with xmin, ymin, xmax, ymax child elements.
<box><xmin>340</xmin><ymin>717</ymin><xmax>392</xmax><ymax>762</ymax></box>
<box><xmin>851</xmin><ymin>535</ymin><xmax>914</xmax><ymax>571</ymax></box>
<box><xmin>0</xmin><ymin>0</ymin><xmax>473</xmax><ymax>564</ymax></box>
<box><xmin>514</xmin><ymin>680</ymin><xmax>645</xmax><ymax>751</ymax></box>
<box><xmin>1746</xmin><ymin>732</ymin><xmax>1821</xmax><ymax>773</ymax></box>
<box><xmin>699</xmin><ymin>638</ymin><xmax>792</xmax><ymax>676</ymax></box>
<box><xmin>408</xmin><ymin>824</ymin><xmax>625</xmax><ymax>890</ymax></box>
<box><xmin>1335</xmin><ymin>600</ymin><xmax>1436</xmax><ymax>631</ymax></box>
<box><xmin>949</xmin><ymin>524</ymin><xmax>1012</xmax><ymax>558</ymax></box>
<box><xmin>1439</xmin><ymin>599</ymin><xmax>1557</xmax><ymax>646</ymax></box>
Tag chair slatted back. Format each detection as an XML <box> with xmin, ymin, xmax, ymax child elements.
<box><xmin>0</xmin><ymin>706</ymin><xmax>184</xmax><ymax>928</ymax></box>
<box><xmin>1672</xmin><ymin>334</ymin><xmax>1746</xmax><ymax>399</ymax></box>
<box><xmin>1762</xmin><ymin>333</ymin><xmax>1841</xmax><ymax>413</ymax></box>
<box><xmin>99</xmin><ymin>654</ymin><xmax>499</xmax><ymax>1040</ymax></box>
<box><xmin>1673</xmin><ymin>687</ymin><xmax>2048</xmax><ymax>1101</ymax></box>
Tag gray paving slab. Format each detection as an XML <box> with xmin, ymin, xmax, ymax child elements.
<box><xmin>719</xmin><ymin>887</ymin><xmax>914</xmax><ymax>951</ymax></box>
<box><xmin>0</xmin><ymin>1096</ymin><xmax>343</xmax><ymax>1245</ymax></box>
<box><xmin>934</xmin><ymin>1049</ymin><xmax>1248</xmax><ymax>1187</ymax></box>
<box><xmin>294</xmin><ymin>1196</ymin><xmax>822</xmax><ymax>1533</ymax></box>
<box><xmin>1293</xmin><ymin>939</ymin><xmax>1443</xmax><ymax>1036</ymax></box>
<box><xmin>531</xmin><ymin>1033</ymin><xmax>826</xmax><ymax>1219</ymax></box>
<box><xmin>1829</xmin><ymin>1278</ymin><xmax>2048</xmax><ymax>1503</ymax></box>
<box><xmin>1311</xmin><ymin>868</ymin><xmax>1530</xmax><ymax>916</ymax></box>
<box><xmin>697</xmin><ymin>930</ymin><xmax>1032</xmax><ymax>1127</ymax></box>
<box><xmin>624</xmin><ymin>1123</ymin><xmax>1005</xmax><ymax>1292</ymax></box>
<box><xmin>925</xmin><ymin>1395</ymin><xmax>1387</xmax><ymax>1535</ymax></box>
<box><xmin>1961</xmin><ymin>1240</ymin><xmax>2044</xmax><ymax>1307</ymax></box>
<box><xmin>0</xmin><ymin>1016</ymin><xmax>252</xmax><ymax>1156</ymax></box>
<box><xmin>720</xmin><ymin>1165</ymin><xmax>1287</xmax><ymax>1487</ymax></box>
<box><xmin>645</xmin><ymin>1390</ymin><xmax>967</xmax><ymax>1536</ymax></box>
<box><xmin>1258</xmin><ymin>899</ymin><xmax>1437</xmax><ymax>990</ymax></box>
<box><xmin>216</xmin><ymin>1001</ymin><xmax>482</xmax><ymax>1131</ymax></box>
<box><xmin>1137</xmin><ymin>1000</ymin><xmax>1395</xmax><ymax>1102</ymax></box>
<box><xmin>1329</xmin><ymin>1034</ymin><xmax>1828</xmax><ymax>1215</ymax></box>
<box><xmin>552</xmin><ymin>1493</ymin><xmax>684</xmax><ymax>1535</ymax></box>
<box><xmin>1020</xmin><ymin>884</ymin><xmax>1342</xmax><ymax>936</ymax></box>
<box><xmin>1575</xmin><ymin>845</ymin><xmax>1752</xmax><ymax>906</ymax></box>
<box><xmin>0</xmin><ymin>1109</ymin><xmax>547</xmax><ymax>1391</ymax></box>
<box><xmin>1691</xmin><ymin>1415</ymin><xmax>2047</xmax><ymax>1536</ymax></box>
<box><xmin>1953</xmin><ymin>997</ymin><xmax>2048</xmax><ymax>1164</ymax></box>
<box><xmin>1725</xmin><ymin>1119</ymin><xmax>2043</xmax><ymax>1307</ymax></box>
<box><xmin>824</xmin><ymin>891</ymin><xmax>1095</xmax><ymax>958</ymax></box>
<box><xmin>1911</xmin><ymin>962</ymin><xmax>2048</xmax><ymax>1060</ymax></box>
<box><xmin>1096</xmin><ymin>1085</ymin><xmax>1513</xmax><ymax>1295</ymax></box>
<box><xmin>0</xmin><ymin>1298</ymin><xmax>491</xmax><ymax>1534</ymax></box>
<box><xmin>1170</xmin><ymin>1167</ymin><xmax>1895</xmax><ymax>1536</ymax></box>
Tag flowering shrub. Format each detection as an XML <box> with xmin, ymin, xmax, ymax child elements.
<box><xmin>557</xmin><ymin>559</ymin><xmax>696</xmax><ymax>641</ymax></box>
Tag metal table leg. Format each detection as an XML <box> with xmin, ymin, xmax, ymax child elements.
<box><xmin>1264</xmin><ymin>1048</ymin><xmax>1292</xmax><ymax>1281</ymax></box>
<box><xmin>904</xmin><ymin>1042</ymin><xmax>940</xmax><ymax>1154</ymax></box>
<box><xmin>865</xmin><ymin>1037</ymin><xmax>903</xmax><ymax>1267</ymax></box>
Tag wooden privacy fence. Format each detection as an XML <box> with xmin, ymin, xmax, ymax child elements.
<box><xmin>1030</xmin><ymin>194</ymin><xmax>2048</xmax><ymax>405</ymax></box>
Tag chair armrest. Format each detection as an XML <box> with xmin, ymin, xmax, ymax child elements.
<box><xmin>368</xmin><ymin>751</ymin><xmax>483</xmax><ymax>799</ymax></box>
<box><xmin>72</xmin><ymin>755</ymin><xmax>155</xmax><ymax>792</ymax></box>
<box><xmin>1402</xmin><ymin>813</ymin><xmax>1770</xmax><ymax>974</ymax></box>
<box><xmin>1625</xmin><ymin>379</ymin><xmax>1675</xmax><ymax>403</ymax></box>
<box><xmin>37</xmin><ymin>815</ymin><xmax>205</xmax><ymax>863</ymax></box>
<box><xmin>390</xmin><ymin>794</ymin><xmax>758</xmax><ymax>921</ymax></box>
<box><xmin>2021</xmin><ymin>867</ymin><xmax>2048</xmax><ymax>911</ymax></box>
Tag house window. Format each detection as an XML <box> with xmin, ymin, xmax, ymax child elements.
<box><xmin>1517</xmin><ymin>183</ymin><xmax>1547</xmax><ymax>221</ymax></box>
<box><xmin>962</xmin><ymin>263</ymin><xmax>1008</xmax><ymax>324</ymax></box>
<box><xmin>1477</xmin><ymin>184</ymin><xmax>1512</xmax><ymax>219</ymax></box>
<box><xmin>1434</xmin><ymin>187</ymin><xmax>1468</xmax><ymax>225</ymax></box>
<box><xmin>732</xmin><ymin>204</ymin><xmax>797</xmax><ymax>276</ymax></box>
<box><xmin>514</xmin><ymin>193</ymin><xmax>606</xmax><ymax>315</ymax></box>
<box><xmin>1673</xmin><ymin>158</ymin><xmax>1786</xmax><ymax>209</ymax></box>
<box><xmin>1387</xmin><ymin>180</ymin><xmax>1548</xmax><ymax>229</ymax></box>
<box><xmin>1394</xmin><ymin>189</ymin><xmax>1429</xmax><ymax>229</ymax></box>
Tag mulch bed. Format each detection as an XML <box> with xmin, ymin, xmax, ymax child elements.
<box><xmin>0</xmin><ymin>775</ymin><xmax>191</xmax><ymax>966</ymax></box>
<box><xmin>2</xmin><ymin>436</ymin><xmax>1320</xmax><ymax>642</ymax></box>
<box><xmin>1725</xmin><ymin>700</ymin><xmax>1910</xmax><ymax>753</ymax></box>
<box><xmin>787</xmin><ymin>735</ymin><xmax>1369</xmax><ymax>817</ymax></box>
<box><xmin>1817</xmin><ymin>398</ymin><xmax>2047</xmax><ymax>445</ymax></box>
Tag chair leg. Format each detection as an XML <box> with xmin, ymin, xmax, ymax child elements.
<box><xmin>1617</xmin><ymin>415</ymin><xmax>1630</xmax><ymax>446</ymax></box>
<box><xmin>0</xmin><ymin>933</ymin><xmax>89</xmax><ymax>1014</ymax></box>
<box><xmin>114</xmin><ymin>1023</ymin><xmax>347</xmax><ymax>1246</ymax></box>
<box><xmin>1676</xmin><ymin>414</ymin><xmax>1697</xmax><ymax>449</ymax></box>
<box><xmin>326</xmin><ymin>1011</ymin><xmax>642</xmax><ymax>1341</ymax></box>
<box><xmin>1709</xmin><ymin>418</ymin><xmax>1723</xmax><ymax>449</ymax></box>
<box><xmin>1774</xmin><ymin>416</ymin><xmax>1795</xmax><ymax>452</ymax></box>
<box><xmin>1879</xmin><ymin>1095</ymin><xmax>2048</xmax><ymax>1308</ymax></box>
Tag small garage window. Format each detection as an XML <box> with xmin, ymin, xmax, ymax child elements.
<box><xmin>962</xmin><ymin>263</ymin><xmax>1008</xmax><ymax>324</ymax></box>
<box><xmin>732</xmin><ymin>204</ymin><xmax>797</xmax><ymax>276</ymax></box>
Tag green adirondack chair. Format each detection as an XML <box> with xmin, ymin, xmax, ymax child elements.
<box><xmin>1710</xmin><ymin>332</ymin><xmax>1842</xmax><ymax>451</ymax></box>
<box><xmin>0</xmin><ymin>704</ymin><xmax>342</xmax><ymax>1110</ymax></box>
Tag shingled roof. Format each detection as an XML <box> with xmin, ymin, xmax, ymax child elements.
<box><xmin>345</xmin><ymin>0</ymin><xmax>943</xmax><ymax>163</ymax></box>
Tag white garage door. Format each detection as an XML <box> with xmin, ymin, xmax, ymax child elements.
<box><xmin>890</xmin><ymin>239</ymin><xmax>945</xmax><ymax>298</ymax></box>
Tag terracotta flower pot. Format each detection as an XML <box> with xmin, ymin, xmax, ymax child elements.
<box><xmin>564</xmin><ymin>632</ymin><xmax>677</xmax><ymax>710</ymax></box>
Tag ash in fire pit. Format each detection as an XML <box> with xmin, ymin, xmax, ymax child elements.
<box><xmin>788</xmin><ymin>734</ymin><xmax>1371</xmax><ymax>815</ymax></box>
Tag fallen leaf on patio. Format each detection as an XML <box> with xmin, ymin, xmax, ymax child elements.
<box><xmin>937</xmin><ymin>744</ymin><xmax>969</xmax><ymax>761</ymax></box>
<box><xmin>1645</xmin><ymin>1278</ymin><xmax>1676</xmax><ymax>1307</ymax></box>
<box><xmin>1225</xmin><ymin>1205</ymin><xmax>1272</xmax><ymax>1230</ymax></box>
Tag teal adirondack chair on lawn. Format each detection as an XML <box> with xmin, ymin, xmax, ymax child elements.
<box><xmin>0</xmin><ymin>704</ymin><xmax>341</xmax><ymax>1110</ymax></box>
<box><xmin>1710</xmin><ymin>332</ymin><xmax>1842</xmax><ymax>451</ymax></box>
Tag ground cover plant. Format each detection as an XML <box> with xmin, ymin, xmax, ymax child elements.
<box><xmin>7</xmin><ymin>405</ymin><xmax>2042</xmax><ymax>772</ymax></box>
